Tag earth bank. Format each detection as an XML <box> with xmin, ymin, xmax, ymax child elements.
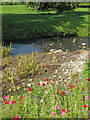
<box><xmin>2</xmin><ymin>49</ymin><xmax>89</xmax><ymax>96</ymax></box>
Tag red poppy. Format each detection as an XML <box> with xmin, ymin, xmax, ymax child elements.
<box><xmin>82</xmin><ymin>88</ymin><xmax>84</xmax><ymax>90</ymax></box>
<box><xmin>26</xmin><ymin>116</ymin><xmax>27</xmax><ymax>118</ymax></box>
<box><xmin>38</xmin><ymin>83</ymin><xmax>40</xmax><ymax>85</ymax></box>
<box><xmin>42</xmin><ymin>83</ymin><xmax>46</xmax><ymax>86</ymax></box>
<box><xmin>20</xmin><ymin>108</ymin><xmax>22</xmax><ymax>111</ymax></box>
<box><xmin>52</xmin><ymin>79</ymin><xmax>55</xmax><ymax>81</ymax></box>
<box><xmin>57</xmin><ymin>90</ymin><xmax>59</xmax><ymax>92</ymax></box>
<box><xmin>83</xmin><ymin>105</ymin><xmax>87</xmax><ymax>108</ymax></box>
<box><xmin>87</xmin><ymin>78</ymin><xmax>90</xmax><ymax>81</ymax></box>
<box><xmin>28</xmin><ymin>88</ymin><xmax>31</xmax><ymax>91</ymax></box>
<box><xmin>61</xmin><ymin>91</ymin><xmax>65</xmax><ymax>95</ymax></box>
<box><xmin>45</xmin><ymin>78</ymin><xmax>48</xmax><ymax>81</ymax></box>
<box><xmin>13</xmin><ymin>100</ymin><xmax>17</xmax><ymax>104</ymax></box>
<box><xmin>86</xmin><ymin>115</ymin><xmax>88</xmax><ymax>118</ymax></box>
<box><xmin>11</xmin><ymin>105</ymin><xmax>14</xmax><ymax>108</ymax></box>
<box><xmin>21</xmin><ymin>96</ymin><xmax>24</xmax><ymax>100</ymax></box>
<box><xmin>72</xmin><ymin>85</ymin><xmax>75</xmax><ymax>89</ymax></box>
<box><xmin>5</xmin><ymin>101</ymin><xmax>9</xmax><ymax>104</ymax></box>
<box><xmin>14</xmin><ymin>116</ymin><xmax>19</xmax><ymax>120</ymax></box>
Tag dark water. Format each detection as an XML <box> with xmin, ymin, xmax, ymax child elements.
<box><xmin>12</xmin><ymin>44</ymin><xmax>44</xmax><ymax>57</ymax></box>
<box><xmin>11</xmin><ymin>36</ymin><xmax>89</xmax><ymax>57</ymax></box>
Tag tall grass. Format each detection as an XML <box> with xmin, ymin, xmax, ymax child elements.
<box><xmin>1</xmin><ymin>42</ymin><xmax>13</xmax><ymax>57</ymax></box>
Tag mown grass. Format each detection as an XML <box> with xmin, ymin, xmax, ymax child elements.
<box><xmin>2</xmin><ymin>4</ymin><xmax>89</xmax><ymax>43</ymax></box>
<box><xmin>2</xmin><ymin>58</ymin><xmax>89</xmax><ymax>118</ymax></box>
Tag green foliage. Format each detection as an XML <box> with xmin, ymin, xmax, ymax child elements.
<box><xmin>27</xmin><ymin>6</ymin><xmax>33</xmax><ymax>10</ymax></box>
<box><xmin>1</xmin><ymin>43</ymin><xmax>13</xmax><ymax>57</ymax></box>
<box><xmin>2</xmin><ymin>2</ymin><xmax>79</xmax><ymax>11</ymax></box>
<box><xmin>2</xmin><ymin>57</ymin><xmax>9</xmax><ymax>68</ymax></box>
<box><xmin>16</xmin><ymin>56</ymin><xmax>37</xmax><ymax>78</ymax></box>
<box><xmin>2</xmin><ymin>53</ymin><xmax>46</xmax><ymax>82</ymax></box>
<box><xmin>28</xmin><ymin>2</ymin><xmax>79</xmax><ymax>12</ymax></box>
<box><xmin>82</xmin><ymin>59</ymin><xmax>90</xmax><ymax>78</ymax></box>
<box><xmin>25</xmin><ymin>2</ymin><xmax>30</xmax><ymax>9</ymax></box>
<box><xmin>2</xmin><ymin>2</ymin><xmax>25</xmax><ymax>5</ymax></box>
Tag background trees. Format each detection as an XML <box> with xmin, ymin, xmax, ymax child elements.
<box><xmin>26</xmin><ymin>2</ymin><xmax>79</xmax><ymax>12</ymax></box>
<box><xmin>2</xmin><ymin>2</ymin><xmax>79</xmax><ymax>12</ymax></box>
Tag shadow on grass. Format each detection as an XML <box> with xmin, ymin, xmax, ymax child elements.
<box><xmin>2</xmin><ymin>9</ymin><xmax>88</xmax><ymax>44</ymax></box>
<box><xmin>78</xmin><ymin>5</ymin><xmax>90</xmax><ymax>8</ymax></box>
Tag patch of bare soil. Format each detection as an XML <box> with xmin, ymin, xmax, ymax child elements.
<box><xmin>33</xmin><ymin>49</ymin><xmax>89</xmax><ymax>86</ymax></box>
<box><xmin>2</xmin><ymin>49</ymin><xmax>89</xmax><ymax>96</ymax></box>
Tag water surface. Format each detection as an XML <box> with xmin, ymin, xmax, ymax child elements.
<box><xmin>11</xmin><ymin>36</ymin><xmax>89</xmax><ymax>57</ymax></box>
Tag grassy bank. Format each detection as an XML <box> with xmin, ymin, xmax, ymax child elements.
<box><xmin>2</xmin><ymin>4</ymin><xmax>89</xmax><ymax>43</ymax></box>
<box><xmin>2</xmin><ymin>53</ymin><xmax>89</xmax><ymax>118</ymax></box>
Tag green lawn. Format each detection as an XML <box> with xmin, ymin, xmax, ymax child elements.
<box><xmin>2</xmin><ymin>4</ymin><xmax>89</xmax><ymax>43</ymax></box>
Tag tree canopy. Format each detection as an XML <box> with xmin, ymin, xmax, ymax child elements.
<box><xmin>2</xmin><ymin>2</ymin><xmax>79</xmax><ymax>12</ymax></box>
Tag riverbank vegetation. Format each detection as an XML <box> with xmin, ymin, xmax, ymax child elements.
<box><xmin>1</xmin><ymin>43</ymin><xmax>13</xmax><ymax>57</ymax></box>
<box><xmin>2</xmin><ymin>52</ymin><xmax>89</xmax><ymax>118</ymax></box>
<box><xmin>2</xmin><ymin>2</ymin><xmax>89</xmax><ymax>44</ymax></box>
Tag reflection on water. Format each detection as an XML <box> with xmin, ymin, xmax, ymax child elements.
<box><xmin>35</xmin><ymin>37</ymin><xmax>89</xmax><ymax>51</ymax></box>
<box><xmin>11</xmin><ymin>37</ymin><xmax>89</xmax><ymax>57</ymax></box>
<box><xmin>11</xmin><ymin>44</ymin><xmax>44</xmax><ymax>57</ymax></box>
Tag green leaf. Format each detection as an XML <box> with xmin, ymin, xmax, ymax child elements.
<box><xmin>13</xmin><ymin>86</ymin><xmax>15</xmax><ymax>89</ymax></box>
<box><xmin>17</xmin><ymin>86</ymin><xmax>20</xmax><ymax>90</ymax></box>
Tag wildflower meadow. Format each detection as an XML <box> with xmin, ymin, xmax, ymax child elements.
<box><xmin>2</xmin><ymin>59</ymin><xmax>89</xmax><ymax>119</ymax></box>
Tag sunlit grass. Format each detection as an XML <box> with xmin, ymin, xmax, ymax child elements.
<box><xmin>2</xmin><ymin>4</ymin><xmax>89</xmax><ymax>43</ymax></box>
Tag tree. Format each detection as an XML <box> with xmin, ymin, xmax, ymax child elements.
<box><xmin>25</xmin><ymin>2</ymin><xmax>79</xmax><ymax>12</ymax></box>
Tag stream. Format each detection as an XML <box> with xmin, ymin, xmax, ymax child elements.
<box><xmin>8</xmin><ymin>36</ymin><xmax>89</xmax><ymax>57</ymax></box>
